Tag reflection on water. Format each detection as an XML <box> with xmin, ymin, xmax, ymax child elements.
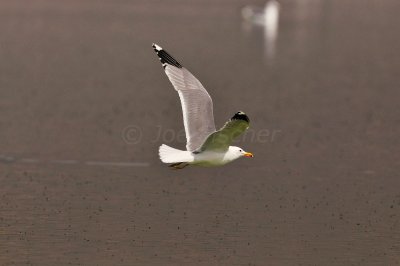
<box><xmin>242</xmin><ymin>0</ymin><xmax>280</xmax><ymax>63</ymax></box>
<box><xmin>241</xmin><ymin>0</ymin><xmax>334</xmax><ymax>64</ymax></box>
<box><xmin>263</xmin><ymin>0</ymin><xmax>280</xmax><ymax>60</ymax></box>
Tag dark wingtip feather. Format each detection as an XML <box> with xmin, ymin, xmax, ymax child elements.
<box><xmin>151</xmin><ymin>43</ymin><xmax>183</xmax><ymax>69</ymax></box>
<box><xmin>231</xmin><ymin>111</ymin><xmax>250</xmax><ymax>123</ymax></box>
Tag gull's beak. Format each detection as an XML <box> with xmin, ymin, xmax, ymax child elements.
<box><xmin>243</xmin><ymin>152</ymin><xmax>254</xmax><ymax>158</ymax></box>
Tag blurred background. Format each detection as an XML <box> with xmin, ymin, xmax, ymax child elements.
<box><xmin>0</xmin><ymin>0</ymin><xmax>399</xmax><ymax>265</ymax></box>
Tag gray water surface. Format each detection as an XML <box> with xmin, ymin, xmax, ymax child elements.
<box><xmin>0</xmin><ymin>0</ymin><xmax>399</xmax><ymax>265</ymax></box>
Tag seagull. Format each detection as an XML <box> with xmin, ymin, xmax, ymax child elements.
<box><xmin>152</xmin><ymin>43</ymin><xmax>253</xmax><ymax>169</ymax></box>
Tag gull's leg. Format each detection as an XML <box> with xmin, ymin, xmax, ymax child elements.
<box><xmin>169</xmin><ymin>162</ymin><xmax>189</xmax><ymax>170</ymax></box>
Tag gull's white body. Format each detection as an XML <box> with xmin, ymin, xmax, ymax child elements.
<box><xmin>159</xmin><ymin>144</ymin><xmax>246</xmax><ymax>167</ymax></box>
<box><xmin>152</xmin><ymin>43</ymin><xmax>253</xmax><ymax>169</ymax></box>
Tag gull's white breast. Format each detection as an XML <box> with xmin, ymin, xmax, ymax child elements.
<box><xmin>192</xmin><ymin>151</ymin><xmax>234</xmax><ymax>167</ymax></box>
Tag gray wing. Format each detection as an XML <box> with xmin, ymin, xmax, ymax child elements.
<box><xmin>198</xmin><ymin>112</ymin><xmax>250</xmax><ymax>152</ymax></box>
<box><xmin>152</xmin><ymin>43</ymin><xmax>216</xmax><ymax>151</ymax></box>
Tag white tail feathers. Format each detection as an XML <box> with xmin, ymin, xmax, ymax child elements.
<box><xmin>159</xmin><ymin>144</ymin><xmax>193</xmax><ymax>163</ymax></box>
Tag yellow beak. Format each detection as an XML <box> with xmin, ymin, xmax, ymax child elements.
<box><xmin>243</xmin><ymin>152</ymin><xmax>254</xmax><ymax>158</ymax></box>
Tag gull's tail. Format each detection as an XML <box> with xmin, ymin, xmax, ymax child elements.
<box><xmin>158</xmin><ymin>144</ymin><xmax>193</xmax><ymax>168</ymax></box>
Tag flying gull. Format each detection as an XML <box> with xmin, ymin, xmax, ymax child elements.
<box><xmin>152</xmin><ymin>43</ymin><xmax>253</xmax><ymax>169</ymax></box>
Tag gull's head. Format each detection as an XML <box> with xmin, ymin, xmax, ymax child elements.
<box><xmin>229</xmin><ymin>146</ymin><xmax>254</xmax><ymax>160</ymax></box>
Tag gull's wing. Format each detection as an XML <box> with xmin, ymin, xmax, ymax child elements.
<box><xmin>198</xmin><ymin>112</ymin><xmax>250</xmax><ymax>152</ymax></box>
<box><xmin>152</xmin><ymin>43</ymin><xmax>216</xmax><ymax>152</ymax></box>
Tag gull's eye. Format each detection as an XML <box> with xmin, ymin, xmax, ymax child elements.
<box><xmin>239</xmin><ymin>149</ymin><xmax>242</xmax><ymax>152</ymax></box>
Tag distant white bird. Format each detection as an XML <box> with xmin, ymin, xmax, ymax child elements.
<box><xmin>152</xmin><ymin>43</ymin><xmax>253</xmax><ymax>169</ymax></box>
<box><xmin>242</xmin><ymin>0</ymin><xmax>280</xmax><ymax>60</ymax></box>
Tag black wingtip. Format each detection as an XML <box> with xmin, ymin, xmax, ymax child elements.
<box><xmin>151</xmin><ymin>43</ymin><xmax>183</xmax><ymax>69</ymax></box>
<box><xmin>152</xmin><ymin>43</ymin><xmax>160</xmax><ymax>51</ymax></box>
<box><xmin>231</xmin><ymin>111</ymin><xmax>250</xmax><ymax>123</ymax></box>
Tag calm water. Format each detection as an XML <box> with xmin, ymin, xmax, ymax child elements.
<box><xmin>0</xmin><ymin>0</ymin><xmax>399</xmax><ymax>265</ymax></box>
